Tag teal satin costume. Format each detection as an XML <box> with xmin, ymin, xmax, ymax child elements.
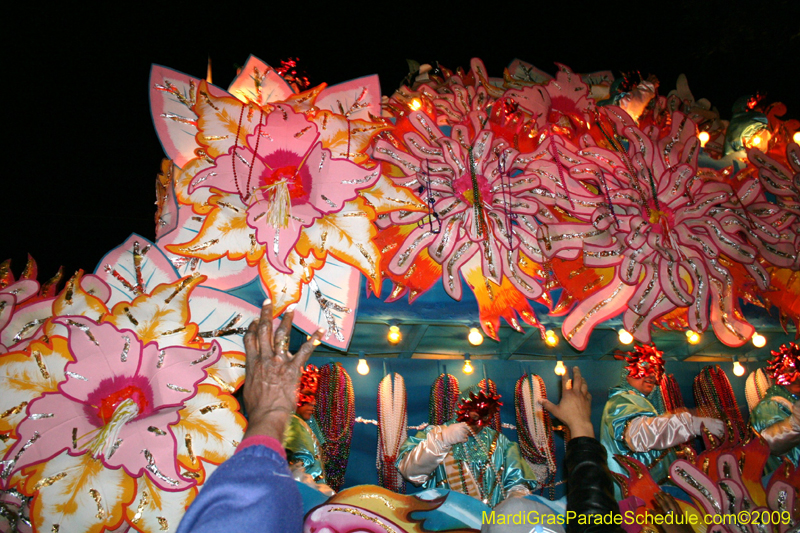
<box><xmin>283</xmin><ymin>415</ymin><xmax>328</xmax><ymax>486</ymax></box>
<box><xmin>749</xmin><ymin>385</ymin><xmax>800</xmax><ymax>474</ymax></box>
<box><xmin>600</xmin><ymin>385</ymin><xmax>678</xmax><ymax>490</ymax></box>
<box><xmin>396</xmin><ymin>422</ymin><xmax>537</xmax><ymax>507</ymax></box>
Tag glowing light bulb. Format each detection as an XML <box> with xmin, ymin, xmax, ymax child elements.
<box><xmin>357</xmin><ymin>358</ymin><xmax>370</xmax><ymax>375</ymax></box>
<box><xmin>544</xmin><ymin>329</ymin><xmax>559</xmax><ymax>347</ymax></box>
<box><xmin>685</xmin><ymin>330</ymin><xmax>701</xmax><ymax>345</ymax></box>
<box><xmin>698</xmin><ymin>131</ymin><xmax>710</xmax><ymax>147</ymax></box>
<box><xmin>554</xmin><ymin>360</ymin><xmax>566</xmax><ymax>376</ymax></box>
<box><xmin>751</xmin><ymin>136</ymin><xmax>761</xmax><ymax>146</ymax></box>
<box><xmin>733</xmin><ymin>361</ymin><xmax>745</xmax><ymax>377</ymax></box>
<box><xmin>409</xmin><ymin>99</ymin><xmax>422</xmax><ymax>111</ymax></box>
<box><xmin>468</xmin><ymin>327</ymin><xmax>484</xmax><ymax>346</ymax></box>
<box><xmin>618</xmin><ymin>329</ymin><xmax>634</xmax><ymax>344</ymax></box>
<box><xmin>463</xmin><ymin>358</ymin><xmax>474</xmax><ymax>374</ymax></box>
<box><xmin>751</xmin><ymin>332</ymin><xmax>766</xmax><ymax>348</ymax></box>
<box><xmin>794</xmin><ymin>132</ymin><xmax>800</xmax><ymax>144</ymax></box>
<box><xmin>388</xmin><ymin>325</ymin><xmax>401</xmax><ymax>344</ymax></box>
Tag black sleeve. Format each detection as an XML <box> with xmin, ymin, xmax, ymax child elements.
<box><xmin>565</xmin><ymin>436</ymin><xmax>624</xmax><ymax>533</ymax></box>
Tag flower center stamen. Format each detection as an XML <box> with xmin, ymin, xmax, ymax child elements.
<box><xmin>89</xmin><ymin>398</ymin><xmax>140</xmax><ymax>459</ymax></box>
<box><xmin>254</xmin><ymin>165</ymin><xmax>306</xmax><ymax>229</ymax></box>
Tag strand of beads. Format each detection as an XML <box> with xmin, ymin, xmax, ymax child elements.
<box><xmin>377</xmin><ymin>373</ymin><xmax>407</xmax><ymax>493</ymax></box>
<box><xmin>659</xmin><ymin>373</ymin><xmax>685</xmax><ymax>412</ymax></box>
<box><xmin>459</xmin><ymin>425</ymin><xmax>504</xmax><ymax>505</ymax></box>
<box><xmin>478</xmin><ymin>378</ymin><xmax>502</xmax><ymax>431</ymax></box>
<box><xmin>514</xmin><ymin>374</ymin><xmax>557</xmax><ymax>499</ymax></box>
<box><xmin>316</xmin><ymin>362</ymin><xmax>355</xmax><ymax>491</ymax></box>
<box><xmin>693</xmin><ymin>365</ymin><xmax>746</xmax><ymax>440</ymax></box>
<box><xmin>429</xmin><ymin>373</ymin><xmax>460</xmax><ymax>425</ymax></box>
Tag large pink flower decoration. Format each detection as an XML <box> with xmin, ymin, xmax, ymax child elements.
<box><xmin>373</xmin><ymin>110</ymin><xmax>553</xmax><ymax>337</ymax></box>
<box><xmin>186</xmin><ymin>104</ymin><xmax>377</xmax><ymax>274</ymax></box>
<box><xmin>2</xmin><ymin>318</ymin><xmax>221</xmax><ymax>491</ymax></box>
<box><xmin>538</xmin><ymin>108</ymin><xmax>785</xmax><ymax>349</ymax></box>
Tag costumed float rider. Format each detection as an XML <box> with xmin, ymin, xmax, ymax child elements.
<box><xmin>283</xmin><ymin>364</ymin><xmax>335</xmax><ymax>496</ymax></box>
<box><xmin>600</xmin><ymin>345</ymin><xmax>724</xmax><ymax>497</ymax></box>
<box><xmin>750</xmin><ymin>343</ymin><xmax>800</xmax><ymax>475</ymax></box>
<box><xmin>396</xmin><ymin>386</ymin><xmax>536</xmax><ymax>507</ymax></box>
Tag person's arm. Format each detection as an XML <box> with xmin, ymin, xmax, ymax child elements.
<box><xmin>396</xmin><ymin>423</ymin><xmax>470</xmax><ymax>485</ymax></box>
<box><xmin>623</xmin><ymin>411</ymin><xmax>725</xmax><ymax>452</ymax></box>
<box><xmin>757</xmin><ymin>400</ymin><xmax>800</xmax><ymax>455</ymax></box>
<box><xmin>541</xmin><ymin>367</ymin><xmax>623</xmax><ymax>533</ymax></box>
<box><xmin>176</xmin><ymin>299</ymin><xmax>324</xmax><ymax>533</ymax></box>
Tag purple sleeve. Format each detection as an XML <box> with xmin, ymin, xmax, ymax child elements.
<box><xmin>176</xmin><ymin>442</ymin><xmax>303</xmax><ymax>533</ymax></box>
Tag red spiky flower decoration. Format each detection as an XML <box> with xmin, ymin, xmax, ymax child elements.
<box><xmin>616</xmin><ymin>344</ymin><xmax>665</xmax><ymax>381</ymax></box>
<box><xmin>456</xmin><ymin>389</ymin><xmax>503</xmax><ymax>427</ymax></box>
<box><xmin>766</xmin><ymin>343</ymin><xmax>800</xmax><ymax>386</ymax></box>
<box><xmin>297</xmin><ymin>364</ymin><xmax>320</xmax><ymax>407</ymax></box>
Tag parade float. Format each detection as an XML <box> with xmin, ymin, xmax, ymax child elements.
<box><xmin>1</xmin><ymin>55</ymin><xmax>798</xmax><ymax>532</ymax></box>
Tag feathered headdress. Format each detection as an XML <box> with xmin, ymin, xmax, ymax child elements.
<box><xmin>456</xmin><ymin>389</ymin><xmax>503</xmax><ymax>427</ymax></box>
<box><xmin>297</xmin><ymin>364</ymin><xmax>320</xmax><ymax>406</ymax></box>
<box><xmin>766</xmin><ymin>343</ymin><xmax>800</xmax><ymax>386</ymax></box>
<box><xmin>616</xmin><ymin>344</ymin><xmax>665</xmax><ymax>381</ymax></box>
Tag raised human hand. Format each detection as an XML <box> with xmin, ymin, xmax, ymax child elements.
<box><xmin>539</xmin><ymin>366</ymin><xmax>595</xmax><ymax>438</ymax></box>
<box><xmin>693</xmin><ymin>417</ymin><xmax>725</xmax><ymax>438</ymax></box>
<box><xmin>242</xmin><ymin>299</ymin><xmax>325</xmax><ymax>441</ymax></box>
<box><xmin>441</xmin><ymin>422</ymin><xmax>470</xmax><ymax>446</ymax></box>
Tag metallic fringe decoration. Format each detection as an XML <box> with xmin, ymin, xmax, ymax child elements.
<box><xmin>315</xmin><ymin>362</ymin><xmax>355</xmax><ymax>492</ymax></box>
<box><xmin>478</xmin><ymin>379</ymin><xmax>502</xmax><ymax>432</ymax></box>
<box><xmin>659</xmin><ymin>373</ymin><xmax>685</xmax><ymax>413</ymax></box>
<box><xmin>693</xmin><ymin>365</ymin><xmax>747</xmax><ymax>440</ymax></box>
<box><xmin>428</xmin><ymin>374</ymin><xmax>460</xmax><ymax>426</ymax></box>
<box><xmin>377</xmin><ymin>373</ymin><xmax>407</xmax><ymax>493</ymax></box>
<box><xmin>514</xmin><ymin>374</ymin><xmax>557</xmax><ymax>500</ymax></box>
<box><xmin>745</xmin><ymin>368</ymin><xmax>774</xmax><ymax>412</ymax></box>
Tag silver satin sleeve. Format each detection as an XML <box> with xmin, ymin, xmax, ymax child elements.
<box><xmin>624</xmin><ymin>412</ymin><xmax>696</xmax><ymax>452</ymax></box>
<box><xmin>397</xmin><ymin>425</ymin><xmax>452</xmax><ymax>485</ymax></box>
<box><xmin>289</xmin><ymin>461</ymin><xmax>335</xmax><ymax>496</ymax></box>
<box><xmin>761</xmin><ymin>401</ymin><xmax>800</xmax><ymax>456</ymax></box>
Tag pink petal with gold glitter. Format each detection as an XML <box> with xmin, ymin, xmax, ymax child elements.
<box><xmin>227</xmin><ymin>55</ymin><xmax>294</xmax><ymax>107</ymax></box>
<box><xmin>315</xmin><ymin>75</ymin><xmax>382</xmax><ymax>121</ymax></box>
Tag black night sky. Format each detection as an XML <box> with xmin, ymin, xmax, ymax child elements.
<box><xmin>5</xmin><ymin>2</ymin><xmax>799</xmax><ymax>281</ymax></box>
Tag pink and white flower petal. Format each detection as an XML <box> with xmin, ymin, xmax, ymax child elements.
<box><xmin>227</xmin><ymin>56</ymin><xmax>294</xmax><ymax>106</ymax></box>
<box><xmin>126</xmin><ymin>475</ymin><xmax>196</xmax><ymax>533</ymax></box>
<box><xmin>22</xmin><ymin>451</ymin><xmax>135</xmax><ymax>533</ymax></box>
<box><xmin>172</xmin><ymin>384</ymin><xmax>245</xmax><ymax>470</ymax></box>
<box><xmin>388</xmin><ymin>226</ymin><xmax>439</xmax><ymax>276</ymax></box>
<box><xmin>167</xmin><ymin>193</ymin><xmax>263</xmax><ymax>266</ymax></box>
<box><xmin>0</xmin><ymin>338</ymin><xmax>72</xmax><ymax>457</ymax></box>
<box><xmin>150</xmin><ymin>65</ymin><xmax>203</xmax><ymax>168</ymax></box>
<box><xmin>623</xmin><ymin>294</ymin><xmax>679</xmax><ymax>344</ymax></box>
<box><xmin>141</xmin><ymin>341</ymin><xmax>220</xmax><ymax>412</ymax></box>
<box><xmin>95</xmin><ymin>236</ymin><xmax>180</xmax><ymax>304</ymax></box>
<box><xmin>562</xmin><ymin>278</ymin><xmax>638</xmax><ymax>351</ymax></box>
<box><xmin>110</xmin><ymin>408</ymin><xmax>191</xmax><ymax>490</ymax></box>
<box><xmin>155</xmin><ymin>207</ymin><xmax>257</xmax><ymax>291</ymax></box>
<box><xmin>441</xmin><ymin>242</ymin><xmax>480</xmax><ymax>301</ymax></box>
<box><xmin>289</xmin><ymin>256</ymin><xmax>361</xmax><ymax>350</ymax></box>
<box><xmin>315</xmin><ymin>75</ymin><xmax>382</xmax><ymax>121</ymax></box>
<box><xmin>105</xmin><ymin>275</ymin><xmax>205</xmax><ymax>347</ymax></box>
<box><xmin>305</xmin><ymin>147</ymin><xmax>380</xmax><ymax>212</ymax></box>
<box><xmin>300</xmin><ymin>200</ymin><xmax>382</xmax><ymax>291</ymax></box>
<box><xmin>708</xmin><ymin>270</ymin><xmax>755</xmax><ymax>347</ymax></box>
